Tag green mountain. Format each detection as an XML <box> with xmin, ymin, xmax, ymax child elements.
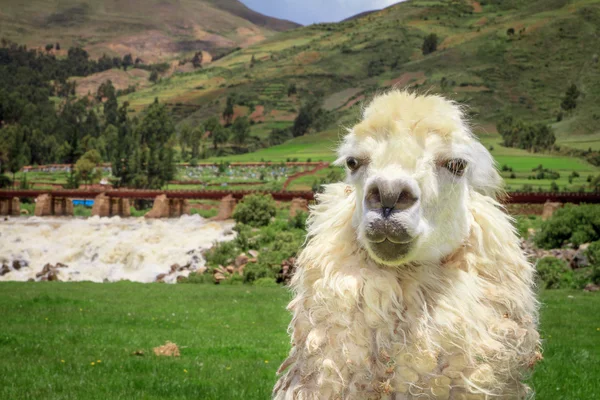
<box><xmin>121</xmin><ymin>0</ymin><xmax>600</xmax><ymax>151</ymax></box>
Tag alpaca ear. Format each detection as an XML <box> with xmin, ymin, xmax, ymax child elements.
<box><xmin>468</xmin><ymin>141</ymin><xmax>503</xmax><ymax>198</ymax></box>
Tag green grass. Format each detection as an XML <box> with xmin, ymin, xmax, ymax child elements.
<box><xmin>0</xmin><ymin>283</ymin><xmax>291</xmax><ymax>400</ymax></box>
<box><xmin>206</xmin><ymin>129</ymin><xmax>342</xmax><ymax>163</ymax></box>
<box><xmin>0</xmin><ymin>284</ymin><xmax>597</xmax><ymax>399</ymax></box>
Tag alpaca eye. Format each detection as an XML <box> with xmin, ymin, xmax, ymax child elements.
<box><xmin>444</xmin><ymin>159</ymin><xmax>468</xmax><ymax>176</ymax></box>
<box><xmin>346</xmin><ymin>157</ymin><xmax>360</xmax><ymax>171</ymax></box>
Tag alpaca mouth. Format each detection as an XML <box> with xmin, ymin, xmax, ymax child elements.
<box><xmin>367</xmin><ymin>239</ymin><xmax>414</xmax><ymax>263</ymax></box>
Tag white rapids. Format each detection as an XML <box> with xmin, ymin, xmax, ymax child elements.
<box><xmin>0</xmin><ymin>215</ymin><xmax>235</xmax><ymax>283</ymax></box>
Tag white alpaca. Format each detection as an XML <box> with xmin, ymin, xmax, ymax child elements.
<box><xmin>274</xmin><ymin>91</ymin><xmax>541</xmax><ymax>400</ymax></box>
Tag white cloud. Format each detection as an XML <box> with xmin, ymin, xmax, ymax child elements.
<box><xmin>241</xmin><ymin>0</ymin><xmax>404</xmax><ymax>25</ymax></box>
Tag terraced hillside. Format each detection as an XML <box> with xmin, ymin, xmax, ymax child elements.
<box><xmin>123</xmin><ymin>0</ymin><xmax>600</xmax><ymax>150</ymax></box>
<box><xmin>0</xmin><ymin>0</ymin><xmax>299</xmax><ymax>62</ymax></box>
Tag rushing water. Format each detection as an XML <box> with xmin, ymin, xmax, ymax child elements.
<box><xmin>0</xmin><ymin>215</ymin><xmax>235</xmax><ymax>283</ymax></box>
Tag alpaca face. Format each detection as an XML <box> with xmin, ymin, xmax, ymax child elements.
<box><xmin>337</xmin><ymin>91</ymin><xmax>501</xmax><ymax>266</ymax></box>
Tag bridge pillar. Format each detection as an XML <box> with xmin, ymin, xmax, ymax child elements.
<box><xmin>145</xmin><ymin>195</ymin><xmax>170</xmax><ymax>218</ymax></box>
<box><xmin>169</xmin><ymin>199</ymin><xmax>190</xmax><ymax>218</ymax></box>
<box><xmin>542</xmin><ymin>201</ymin><xmax>563</xmax><ymax>221</ymax></box>
<box><xmin>289</xmin><ymin>198</ymin><xmax>309</xmax><ymax>218</ymax></box>
<box><xmin>34</xmin><ymin>194</ymin><xmax>53</xmax><ymax>216</ymax></box>
<box><xmin>53</xmin><ymin>197</ymin><xmax>74</xmax><ymax>216</ymax></box>
<box><xmin>213</xmin><ymin>195</ymin><xmax>237</xmax><ymax>221</ymax></box>
<box><xmin>91</xmin><ymin>193</ymin><xmax>111</xmax><ymax>217</ymax></box>
<box><xmin>92</xmin><ymin>193</ymin><xmax>131</xmax><ymax>217</ymax></box>
<box><xmin>0</xmin><ymin>197</ymin><xmax>20</xmax><ymax>216</ymax></box>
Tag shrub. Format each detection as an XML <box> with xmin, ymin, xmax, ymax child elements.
<box><xmin>0</xmin><ymin>174</ymin><xmax>12</xmax><ymax>188</ymax></box>
<box><xmin>584</xmin><ymin>241</ymin><xmax>600</xmax><ymax>285</ymax></box>
<box><xmin>422</xmin><ymin>33</ymin><xmax>438</xmax><ymax>55</ymax></box>
<box><xmin>289</xmin><ymin>211</ymin><xmax>308</xmax><ymax>230</ymax></box>
<box><xmin>233</xmin><ymin>194</ymin><xmax>277</xmax><ymax>227</ymax></box>
<box><xmin>536</xmin><ymin>257</ymin><xmax>573</xmax><ymax>289</ymax></box>
<box><xmin>179</xmin><ymin>272</ymin><xmax>211</xmax><ymax>284</ymax></box>
<box><xmin>253</xmin><ymin>277</ymin><xmax>278</xmax><ymax>287</ymax></box>
<box><xmin>534</xmin><ymin>205</ymin><xmax>600</xmax><ymax>249</ymax></box>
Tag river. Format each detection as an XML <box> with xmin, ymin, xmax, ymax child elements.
<box><xmin>0</xmin><ymin>215</ymin><xmax>235</xmax><ymax>283</ymax></box>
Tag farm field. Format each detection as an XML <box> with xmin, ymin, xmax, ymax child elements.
<box><xmin>0</xmin><ymin>283</ymin><xmax>597</xmax><ymax>400</ymax></box>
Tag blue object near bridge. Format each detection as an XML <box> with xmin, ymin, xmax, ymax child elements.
<box><xmin>73</xmin><ymin>199</ymin><xmax>94</xmax><ymax>207</ymax></box>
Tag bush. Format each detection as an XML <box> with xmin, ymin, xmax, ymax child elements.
<box><xmin>0</xmin><ymin>174</ymin><xmax>12</xmax><ymax>188</ymax></box>
<box><xmin>289</xmin><ymin>211</ymin><xmax>308</xmax><ymax>230</ymax></box>
<box><xmin>536</xmin><ymin>257</ymin><xmax>573</xmax><ymax>289</ymax></box>
<box><xmin>179</xmin><ymin>272</ymin><xmax>211</xmax><ymax>284</ymax></box>
<box><xmin>233</xmin><ymin>194</ymin><xmax>277</xmax><ymax>227</ymax></box>
<box><xmin>253</xmin><ymin>277</ymin><xmax>278</xmax><ymax>287</ymax></box>
<box><xmin>534</xmin><ymin>205</ymin><xmax>600</xmax><ymax>249</ymax></box>
<box><xmin>584</xmin><ymin>241</ymin><xmax>600</xmax><ymax>285</ymax></box>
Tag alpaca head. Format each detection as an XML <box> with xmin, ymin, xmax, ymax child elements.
<box><xmin>337</xmin><ymin>91</ymin><xmax>502</xmax><ymax>266</ymax></box>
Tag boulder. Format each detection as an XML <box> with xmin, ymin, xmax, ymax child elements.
<box><xmin>584</xmin><ymin>283</ymin><xmax>600</xmax><ymax>292</ymax></box>
<box><xmin>235</xmin><ymin>253</ymin><xmax>249</xmax><ymax>268</ymax></box>
<box><xmin>571</xmin><ymin>244</ymin><xmax>590</xmax><ymax>269</ymax></box>
<box><xmin>277</xmin><ymin>257</ymin><xmax>297</xmax><ymax>285</ymax></box>
<box><xmin>542</xmin><ymin>201</ymin><xmax>563</xmax><ymax>221</ymax></box>
<box><xmin>36</xmin><ymin>263</ymin><xmax>68</xmax><ymax>281</ymax></box>
<box><xmin>145</xmin><ymin>195</ymin><xmax>170</xmax><ymax>218</ymax></box>
<box><xmin>0</xmin><ymin>264</ymin><xmax>10</xmax><ymax>276</ymax></box>
<box><xmin>290</xmin><ymin>198</ymin><xmax>309</xmax><ymax>218</ymax></box>
<box><xmin>213</xmin><ymin>195</ymin><xmax>237</xmax><ymax>221</ymax></box>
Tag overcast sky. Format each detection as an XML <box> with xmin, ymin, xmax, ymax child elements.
<box><xmin>240</xmin><ymin>0</ymin><xmax>402</xmax><ymax>25</ymax></box>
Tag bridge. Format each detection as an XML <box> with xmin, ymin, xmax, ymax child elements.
<box><xmin>0</xmin><ymin>189</ymin><xmax>316</xmax><ymax>219</ymax></box>
<box><xmin>1</xmin><ymin>189</ymin><xmax>599</xmax><ymax>218</ymax></box>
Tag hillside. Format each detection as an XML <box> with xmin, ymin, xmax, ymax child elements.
<box><xmin>121</xmin><ymin>0</ymin><xmax>600</xmax><ymax>149</ymax></box>
<box><xmin>0</xmin><ymin>0</ymin><xmax>299</xmax><ymax>63</ymax></box>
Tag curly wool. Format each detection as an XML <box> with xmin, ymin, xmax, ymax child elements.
<box><xmin>274</xmin><ymin>93</ymin><xmax>540</xmax><ymax>400</ymax></box>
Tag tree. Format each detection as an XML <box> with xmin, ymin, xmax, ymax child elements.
<box><xmin>100</xmin><ymin>81</ymin><xmax>118</xmax><ymax>126</ymax></box>
<box><xmin>190</xmin><ymin>124</ymin><xmax>204</xmax><ymax>160</ymax></box>
<box><xmin>122</xmin><ymin>53</ymin><xmax>133</xmax><ymax>71</ymax></box>
<box><xmin>136</xmin><ymin>98</ymin><xmax>176</xmax><ymax>188</ymax></box>
<box><xmin>211</xmin><ymin>124</ymin><xmax>229</xmax><ymax>150</ymax></box>
<box><xmin>55</xmin><ymin>42</ymin><xmax>61</xmax><ymax>50</ymax></box>
<box><xmin>561</xmin><ymin>83</ymin><xmax>580</xmax><ymax>112</ymax></box>
<box><xmin>75</xmin><ymin>149</ymin><xmax>103</xmax><ymax>188</ymax></box>
<box><xmin>149</xmin><ymin>69</ymin><xmax>159</xmax><ymax>83</ymax></box>
<box><xmin>232</xmin><ymin>116</ymin><xmax>251</xmax><ymax>146</ymax></box>
<box><xmin>223</xmin><ymin>95</ymin><xmax>235</xmax><ymax>125</ymax></box>
<box><xmin>192</xmin><ymin>52</ymin><xmax>203</xmax><ymax>68</ymax></box>
<box><xmin>250</xmin><ymin>54</ymin><xmax>256</xmax><ymax>68</ymax></box>
<box><xmin>269</xmin><ymin>127</ymin><xmax>292</xmax><ymax>145</ymax></box>
<box><xmin>292</xmin><ymin>97</ymin><xmax>326</xmax><ymax>137</ymax></box>
<box><xmin>287</xmin><ymin>83</ymin><xmax>297</xmax><ymax>97</ymax></box>
<box><xmin>179</xmin><ymin>124</ymin><xmax>192</xmax><ymax>160</ymax></box>
<box><xmin>421</xmin><ymin>33</ymin><xmax>438</xmax><ymax>55</ymax></box>
<box><xmin>3</xmin><ymin>125</ymin><xmax>29</xmax><ymax>187</ymax></box>
<box><xmin>45</xmin><ymin>44</ymin><xmax>54</xmax><ymax>52</ymax></box>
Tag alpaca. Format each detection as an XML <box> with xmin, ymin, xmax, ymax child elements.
<box><xmin>274</xmin><ymin>91</ymin><xmax>541</xmax><ymax>400</ymax></box>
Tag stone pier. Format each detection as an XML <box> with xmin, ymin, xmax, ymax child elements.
<box><xmin>212</xmin><ymin>195</ymin><xmax>237</xmax><ymax>221</ymax></box>
<box><xmin>289</xmin><ymin>197</ymin><xmax>309</xmax><ymax>218</ymax></box>
<box><xmin>145</xmin><ymin>195</ymin><xmax>191</xmax><ymax>218</ymax></box>
<box><xmin>34</xmin><ymin>194</ymin><xmax>74</xmax><ymax>216</ymax></box>
<box><xmin>0</xmin><ymin>197</ymin><xmax>20</xmax><ymax>216</ymax></box>
<box><xmin>91</xmin><ymin>193</ymin><xmax>131</xmax><ymax>217</ymax></box>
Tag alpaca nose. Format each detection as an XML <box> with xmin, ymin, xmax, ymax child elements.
<box><xmin>365</xmin><ymin>178</ymin><xmax>419</xmax><ymax>218</ymax></box>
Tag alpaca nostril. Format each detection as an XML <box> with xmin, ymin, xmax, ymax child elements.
<box><xmin>366</xmin><ymin>187</ymin><xmax>382</xmax><ymax>208</ymax></box>
<box><xmin>365</xmin><ymin>179</ymin><xmax>419</xmax><ymax>216</ymax></box>
<box><xmin>396</xmin><ymin>189</ymin><xmax>418</xmax><ymax>210</ymax></box>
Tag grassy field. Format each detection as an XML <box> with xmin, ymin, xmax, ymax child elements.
<box><xmin>0</xmin><ymin>283</ymin><xmax>597</xmax><ymax>400</ymax></box>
